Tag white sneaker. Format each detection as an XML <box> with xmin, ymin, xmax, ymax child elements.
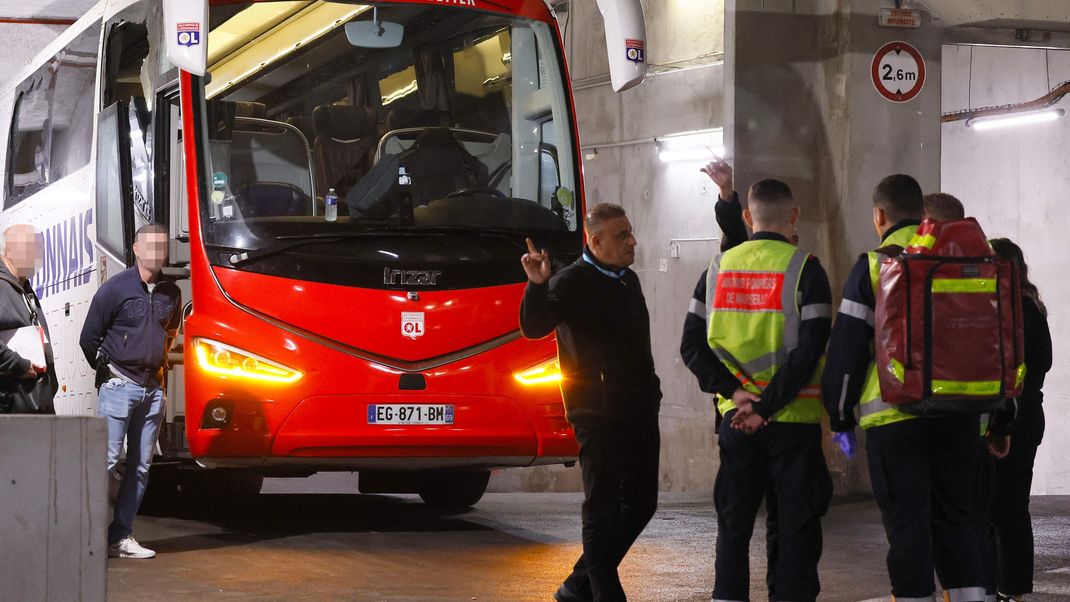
<box><xmin>108</xmin><ymin>537</ymin><xmax>156</xmax><ymax>559</ymax></box>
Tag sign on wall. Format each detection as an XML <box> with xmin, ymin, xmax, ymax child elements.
<box><xmin>871</xmin><ymin>41</ymin><xmax>926</xmax><ymax>103</ymax></box>
<box><xmin>879</xmin><ymin>8</ymin><xmax>922</xmax><ymax>28</ymax></box>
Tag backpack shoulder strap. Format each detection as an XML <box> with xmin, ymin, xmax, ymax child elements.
<box><xmin>874</xmin><ymin>244</ymin><xmax>904</xmax><ymax>257</ymax></box>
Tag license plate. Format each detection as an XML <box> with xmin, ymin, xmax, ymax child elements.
<box><xmin>367</xmin><ymin>404</ymin><xmax>454</xmax><ymax>425</ymax></box>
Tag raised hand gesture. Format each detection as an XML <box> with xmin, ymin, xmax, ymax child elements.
<box><xmin>700</xmin><ymin>159</ymin><xmax>735</xmax><ymax>200</ymax></box>
<box><xmin>521</xmin><ymin>238</ymin><xmax>552</xmax><ymax>284</ymax></box>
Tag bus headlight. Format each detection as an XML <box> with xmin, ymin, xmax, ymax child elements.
<box><xmin>193</xmin><ymin>338</ymin><xmax>302</xmax><ymax>384</ymax></box>
<box><xmin>513</xmin><ymin>358</ymin><xmax>562</xmax><ymax>386</ymax></box>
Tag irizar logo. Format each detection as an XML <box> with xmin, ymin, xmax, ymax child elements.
<box><xmin>384</xmin><ymin>268</ymin><xmax>442</xmax><ymax>286</ymax></box>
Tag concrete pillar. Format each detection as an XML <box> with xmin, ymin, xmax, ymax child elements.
<box><xmin>0</xmin><ymin>416</ymin><xmax>108</xmax><ymax>600</ymax></box>
<box><xmin>724</xmin><ymin>0</ymin><xmax>944</xmax><ymax>492</ymax></box>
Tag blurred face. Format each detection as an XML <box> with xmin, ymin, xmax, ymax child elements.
<box><xmin>3</xmin><ymin>225</ymin><xmax>41</xmax><ymax>279</ymax></box>
<box><xmin>133</xmin><ymin>230</ymin><xmax>169</xmax><ymax>273</ymax></box>
<box><xmin>589</xmin><ymin>216</ymin><xmax>637</xmax><ymax>268</ymax></box>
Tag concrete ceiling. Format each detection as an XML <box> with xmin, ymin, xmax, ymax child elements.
<box><xmin>0</xmin><ymin>0</ymin><xmax>99</xmax><ymax>88</ymax></box>
<box><xmin>918</xmin><ymin>0</ymin><xmax>1070</xmax><ymax>32</ymax></box>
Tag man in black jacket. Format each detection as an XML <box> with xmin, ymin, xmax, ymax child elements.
<box><xmin>680</xmin><ymin>161</ymin><xmax>783</xmax><ymax>600</ymax></box>
<box><xmin>0</xmin><ymin>224</ymin><xmax>56</xmax><ymax>414</ymax></box>
<box><xmin>80</xmin><ymin>224</ymin><xmax>181</xmax><ymax>560</ymax></box>
<box><xmin>520</xmin><ymin>203</ymin><xmax>661</xmax><ymax>602</ymax></box>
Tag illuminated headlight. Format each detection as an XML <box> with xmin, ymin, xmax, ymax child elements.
<box><xmin>193</xmin><ymin>338</ymin><xmax>302</xmax><ymax>384</ymax></box>
<box><xmin>514</xmin><ymin>358</ymin><xmax>563</xmax><ymax>386</ymax></box>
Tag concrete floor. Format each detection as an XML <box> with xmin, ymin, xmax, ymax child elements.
<box><xmin>107</xmin><ymin>474</ymin><xmax>1070</xmax><ymax>601</ymax></box>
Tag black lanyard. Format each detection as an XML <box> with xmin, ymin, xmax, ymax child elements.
<box><xmin>20</xmin><ymin>290</ymin><xmax>38</xmax><ymax>327</ymax></box>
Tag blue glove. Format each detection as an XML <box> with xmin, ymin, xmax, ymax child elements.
<box><xmin>833</xmin><ymin>431</ymin><xmax>857</xmax><ymax>459</ymax></box>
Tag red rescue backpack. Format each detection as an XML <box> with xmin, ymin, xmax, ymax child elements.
<box><xmin>874</xmin><ymin>218</ymin><xmax>1025</xmax><ymax>414</ymax></box>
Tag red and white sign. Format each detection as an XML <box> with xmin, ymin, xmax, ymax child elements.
<box><xmin>879</xmin><ymin>8</ymin><xmax>922</xmax><ymax>28</ymax></box>
<box><xmin>401</xmin><ymin>312</ymin><xmax>425</xmax><ymax>339</ymax></box>
<box><xmin>712</xmin><ymin>272</ymin><xmax>784</xmax><ymax>312</ymax></box>
<box><xmin>871</xmin><ymin>41</ymin><xmax>926</xmax><ymax>103</ymax></box>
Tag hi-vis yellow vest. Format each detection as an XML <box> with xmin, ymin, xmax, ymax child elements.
<box><xmin>857</xmin><ymin>225</ymin><xmax>920</xmax><ymax>430</ymax></box>
<box><xmin>706</xmin><ymin>239</ymin><xmax>823</xmax><ymax>424</ymax></box>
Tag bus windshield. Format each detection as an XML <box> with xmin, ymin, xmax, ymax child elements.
<box><xmin>201</xmin><ymin>2</ymin><xmax>579</xmax><ymax>286</ymax></box>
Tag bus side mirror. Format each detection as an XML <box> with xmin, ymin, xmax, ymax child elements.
<box><xmin>163</xmin><ymin>0</ymin><xmax>209</xmax><ymax>76</ymax></box>
<box><xmin>594</xmin><ymin>0</ymin><xmax>647</xmax><ymax>92</ymax></box>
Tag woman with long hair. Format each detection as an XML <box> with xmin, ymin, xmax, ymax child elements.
<box><xmin>988</xmin><ymin>238</ymin><xmax>1053</xmax><ymax>601</ymax></box>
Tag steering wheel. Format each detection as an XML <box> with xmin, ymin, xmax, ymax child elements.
<box><xmin>445</xmin><ymin>186</ymin><xmax>507</xmax><ymax>199</ymax></box>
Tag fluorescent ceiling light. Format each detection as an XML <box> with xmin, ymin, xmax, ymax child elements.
<box><xmin>656</xmin><ymin>128</ymin><xmax>725</xmax><ymax>163</ymax></box>
<box><xmin>967</xmin><ymin>108</ymin><xmax>1065</xmax><ymax>131</ymax></box>
<box><xmin>658</xmin><ymin>147</ymin><xmax>722</xmax><ymax>163</ymax></box>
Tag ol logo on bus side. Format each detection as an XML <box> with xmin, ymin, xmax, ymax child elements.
<box><xmin>625</xmin><ymin>39</ymin><xmax>645</xmax><ymax>64</ymax></box>
<box><xmin>177</xmin><ymin>22</ymin><xmax>201</xmax><ymax>47</ymax></box>
<box><xmin>401</xmin><ymin>312</ymin><xmax>425</xmax><ymax>339</ymax></box>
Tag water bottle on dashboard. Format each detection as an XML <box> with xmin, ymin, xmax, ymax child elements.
<box><xmin>325</xmin><ymin>188</ymin><xmax>338</xmax><ymax>222</ymax></box>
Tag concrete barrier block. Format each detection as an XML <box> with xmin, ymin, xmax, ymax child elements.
<box><xmin>0</xmin><ymin>415</ymin><xmax>108</xmax><ymax>601</ymax></box>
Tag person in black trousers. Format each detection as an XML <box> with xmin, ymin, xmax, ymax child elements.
<box><xmin>680</xmin><ymin>160</ymin><xmax>786</xmax><ymax>600</ymax></box>
<box><xmin>989</xmin><ymin>238</ymin><xmax>1052</xmax><ymax>601</ymax></box>
<box><xmin>520</xmin><ymin>203</ymin><xmax>661</xmax><ymax>602</ymax></box>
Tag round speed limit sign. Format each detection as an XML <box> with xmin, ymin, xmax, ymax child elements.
<box><xmin>871</xmin><ymin>41</ymin><xmax>925</xmax><ymax>103</ymax></box>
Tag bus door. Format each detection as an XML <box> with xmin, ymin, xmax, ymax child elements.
<box><xmin>96</xmin><ymin>1</ymin><xmax>191</xmax><ymax>457</ymax></box>
<box><xmin>159</xmin><ymin>88</ymin><xmax>193</xmax><ymax>458</ymax></box>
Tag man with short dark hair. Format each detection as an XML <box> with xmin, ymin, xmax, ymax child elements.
<box><xmin>520</xmin><ymin>203</ymin><xmax>661</xmax><ymax>602</ymax></box>
<box><xmin>702</xmin><ymin>177</ymin><xmax>833</xmax><ymax>602</ymax></box>
<box><xmin>683</xmin><ymin>160</ymin><xmax>792</xmax><ymax>599</ymax></box>
<box><xmin>823</xmin><ymin>175</ymin><xmax>986</xmax><ymax>601</ymax></box>
<box><xmin>923</xmin><ymin>192</ymin><xmax>966</xmax><ymax>222</ymax></box>
<box><xmin>80</xmin><ymin>223</ymin><xmax>181</xmax><ymax>559</ymax></box>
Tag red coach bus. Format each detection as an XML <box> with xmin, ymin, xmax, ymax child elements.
<box><xmin>1</xmin><ymin>0</ymin><xmax>646</xmax><ymax>507</ymax></box>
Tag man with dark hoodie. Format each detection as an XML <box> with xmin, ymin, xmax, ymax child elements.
<box><xmin>0</xmin><ymin>223</ymin><xmax>57</xmax><ymax>414</ymax></box>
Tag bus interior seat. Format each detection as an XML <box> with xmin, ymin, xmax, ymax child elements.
<box><xmin>234</xmin><ymin>101</ymin><xmax>267</xmax><ymax>120</ymax></box>
<box><xmin>206</xmin><ymin>100</ymin><xmax>266</xmax><ymax>173</ymax></box>
<box><xmin>206</xmin><ymin>101</ymin><xmax>266</xmax><ymax>139</ymax></box>
<box><xmin>207</xmin><ymin>100</ymin><xmax>313</xmax><ymax>217</ymax></box>
<box><xmin>397</xmin><ymin>127</ymin><xmax>489</xmax><ymax>207</ymax></box>
<box><xmin>234</xmin><ymin>182</ymin><xmax>309</xmax><ymax>218</ymax></box>
<box><xmin>312</xmin><ymin>104</ymin><xmax>379</xmax><ymax>199</ymax></box>
<box><xmin>232</xmin><ymin>124</ymin><xmax>312</xmax><ymax>201</ymax></box>
<box><xmin>378</xmin><ymin>109</ymin><xmax>452</xmax><ymax>158</ymax></box>
<box><xmin>286</xmin><ymin>115</ymin><xmax>315</xmax><ymax>146</ymax></box>
<box><xmin>385</xmin><ymin>108</ymin><xmax>451</xmax><ymax>132</ymax></box>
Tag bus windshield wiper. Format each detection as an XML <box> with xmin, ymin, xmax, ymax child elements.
<box><xmin>409</xmin><ymin>226</ymin><xmax>532</xmax><ymax>251</ymax></box>
<box><xmin>228</xmin><ymin>230</ymin><xmax>438</xmax><ymax>267</ymax></box>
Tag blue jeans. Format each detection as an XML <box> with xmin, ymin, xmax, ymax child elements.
<box><xmin>98</xmin><ymin>378</ymin><xmax>165</xmax><ymax>545</ymax></box>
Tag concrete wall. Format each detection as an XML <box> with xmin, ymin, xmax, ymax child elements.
<box><xmin>941</xmin><ymin>43</ymin><xmax>1070</xmax><ymax>494</ymax></box>
<box><xmin>491</xmin><ymin>0</ymin><xmax>727</xmax><ymax>493</ymax></box>
<box><xmin>0</xmin><ymin>416</ymin><xmax>108</xmax><ymax>600</ymax></box>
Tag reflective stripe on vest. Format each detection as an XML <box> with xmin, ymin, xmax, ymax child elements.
<box><xmin>707</xmin><ymin>239</ymin><xmax>823</xmax><ymax>424</ymax></box>
<box><xmin>859</xmin><ymin>225</ymin><xmax>920</xmax><ymax>430</ymax></box>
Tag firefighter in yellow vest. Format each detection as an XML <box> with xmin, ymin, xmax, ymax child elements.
<box><xmin>822</xmin><ymin>174</ymin><xmax>986</xmax><ymax>602</ymax></box>
<box><xmin>706</xmin><ymin>179</ymin><xmax>833</xmax><ymax>602</ymax></box>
